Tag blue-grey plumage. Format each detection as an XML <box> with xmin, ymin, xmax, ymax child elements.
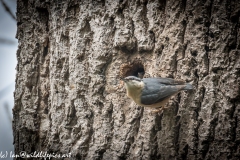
<box><xmin>123</xmin><ymin>76</ymin><xmax>193</xmax><ymax>109</ymax></box>
<box><xmin>183</xmin><ymin>83</ymin><xmax>193</xmax><ymax>90</ymax></box>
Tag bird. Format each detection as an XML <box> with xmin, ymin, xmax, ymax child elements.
<box><xmin>122</xmin><ymin>76</ymin><xmax>193</xmax><ymax>113</ymax></box>
<box><xmin>137</xmin><ymin>71</ymin><xmax>145</xmax><ymax>79</ymax></box>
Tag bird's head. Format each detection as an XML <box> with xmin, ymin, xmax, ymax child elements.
<box><xmin>122</xmin><ymin>76</ymin><xmax>143</xmax><ymax>89</ymax></box>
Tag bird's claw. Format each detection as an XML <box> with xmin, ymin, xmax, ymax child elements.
<box><xmin>150</xmin><ymin>106</ymin><xmax>168</xmax><ymax>115</ymax></box>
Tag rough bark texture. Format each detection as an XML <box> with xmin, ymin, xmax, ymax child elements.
<box><xmin>13</xmin><ymin>0</ymin><xmax>240</xmax><ymax>159</ymax></box>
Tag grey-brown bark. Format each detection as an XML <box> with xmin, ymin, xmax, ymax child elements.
<box><xmin>13</xmin><ymin>0</ymin><xmax>240</xmax><ymax>159</ymax></box>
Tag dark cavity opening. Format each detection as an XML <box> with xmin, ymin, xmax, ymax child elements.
<box><xmin>120</xmin><ymin>59</ymin><xmax>145</xmax><ymax>79</ymax></box>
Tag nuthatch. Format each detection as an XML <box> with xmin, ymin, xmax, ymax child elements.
<box><xmin>122</xmin><ymin>76</ymin><xmax>193</xmax><ymax>113</ymax></box>
<box><xmin>137</xmin><ymin>71</ymin><xmax>145</xmax><ymax>79</ymax></box>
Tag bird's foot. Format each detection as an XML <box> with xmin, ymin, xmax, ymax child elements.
<box><xmin>151</xmin><ymin>106</ymin><xmax>168</xmax><ymax>115</ymax></box>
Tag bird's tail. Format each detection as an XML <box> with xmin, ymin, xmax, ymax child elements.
<box><xmin>184</xmin><ymin>83</ymin><xmax>193</xmax><ymax>90</ymax></box>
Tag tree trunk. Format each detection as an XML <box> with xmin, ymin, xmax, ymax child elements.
<box><xmin>13</xmin><ymin>0</ymin><xmax>240</xmax><ymax>159</ymax></box>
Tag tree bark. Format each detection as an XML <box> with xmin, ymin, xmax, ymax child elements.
<box><xmin>13</xmin><ymin>0</ymin><xmax>240</xmax><ymax>159</ymax></box>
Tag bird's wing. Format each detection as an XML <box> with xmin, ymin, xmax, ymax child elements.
<box><xmin>144</xmin><ymin>77</ymin><xmax>186</xmax><ymax>85</ymax></box>
<box><xmin>141</xmin><ymin>78</ymin><xmax>186</xmax><ymax>105</ymax></box>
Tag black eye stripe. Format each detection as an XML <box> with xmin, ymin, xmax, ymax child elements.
<box><xmin>125</xmin><ymin>76</ymin><xmax>142</xmax><ymax>82</ymax></box>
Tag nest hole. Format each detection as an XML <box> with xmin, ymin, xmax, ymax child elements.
<box><xmin>120</xmin><ymin>60</ymin><xmax>145</xmax><ymax>78</ymax></box>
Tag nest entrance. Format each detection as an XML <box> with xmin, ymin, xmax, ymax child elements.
<box><xmin>120</xmin><ymin>60</ymin><xmax>145</xmax><ymax>78</ymax></box>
